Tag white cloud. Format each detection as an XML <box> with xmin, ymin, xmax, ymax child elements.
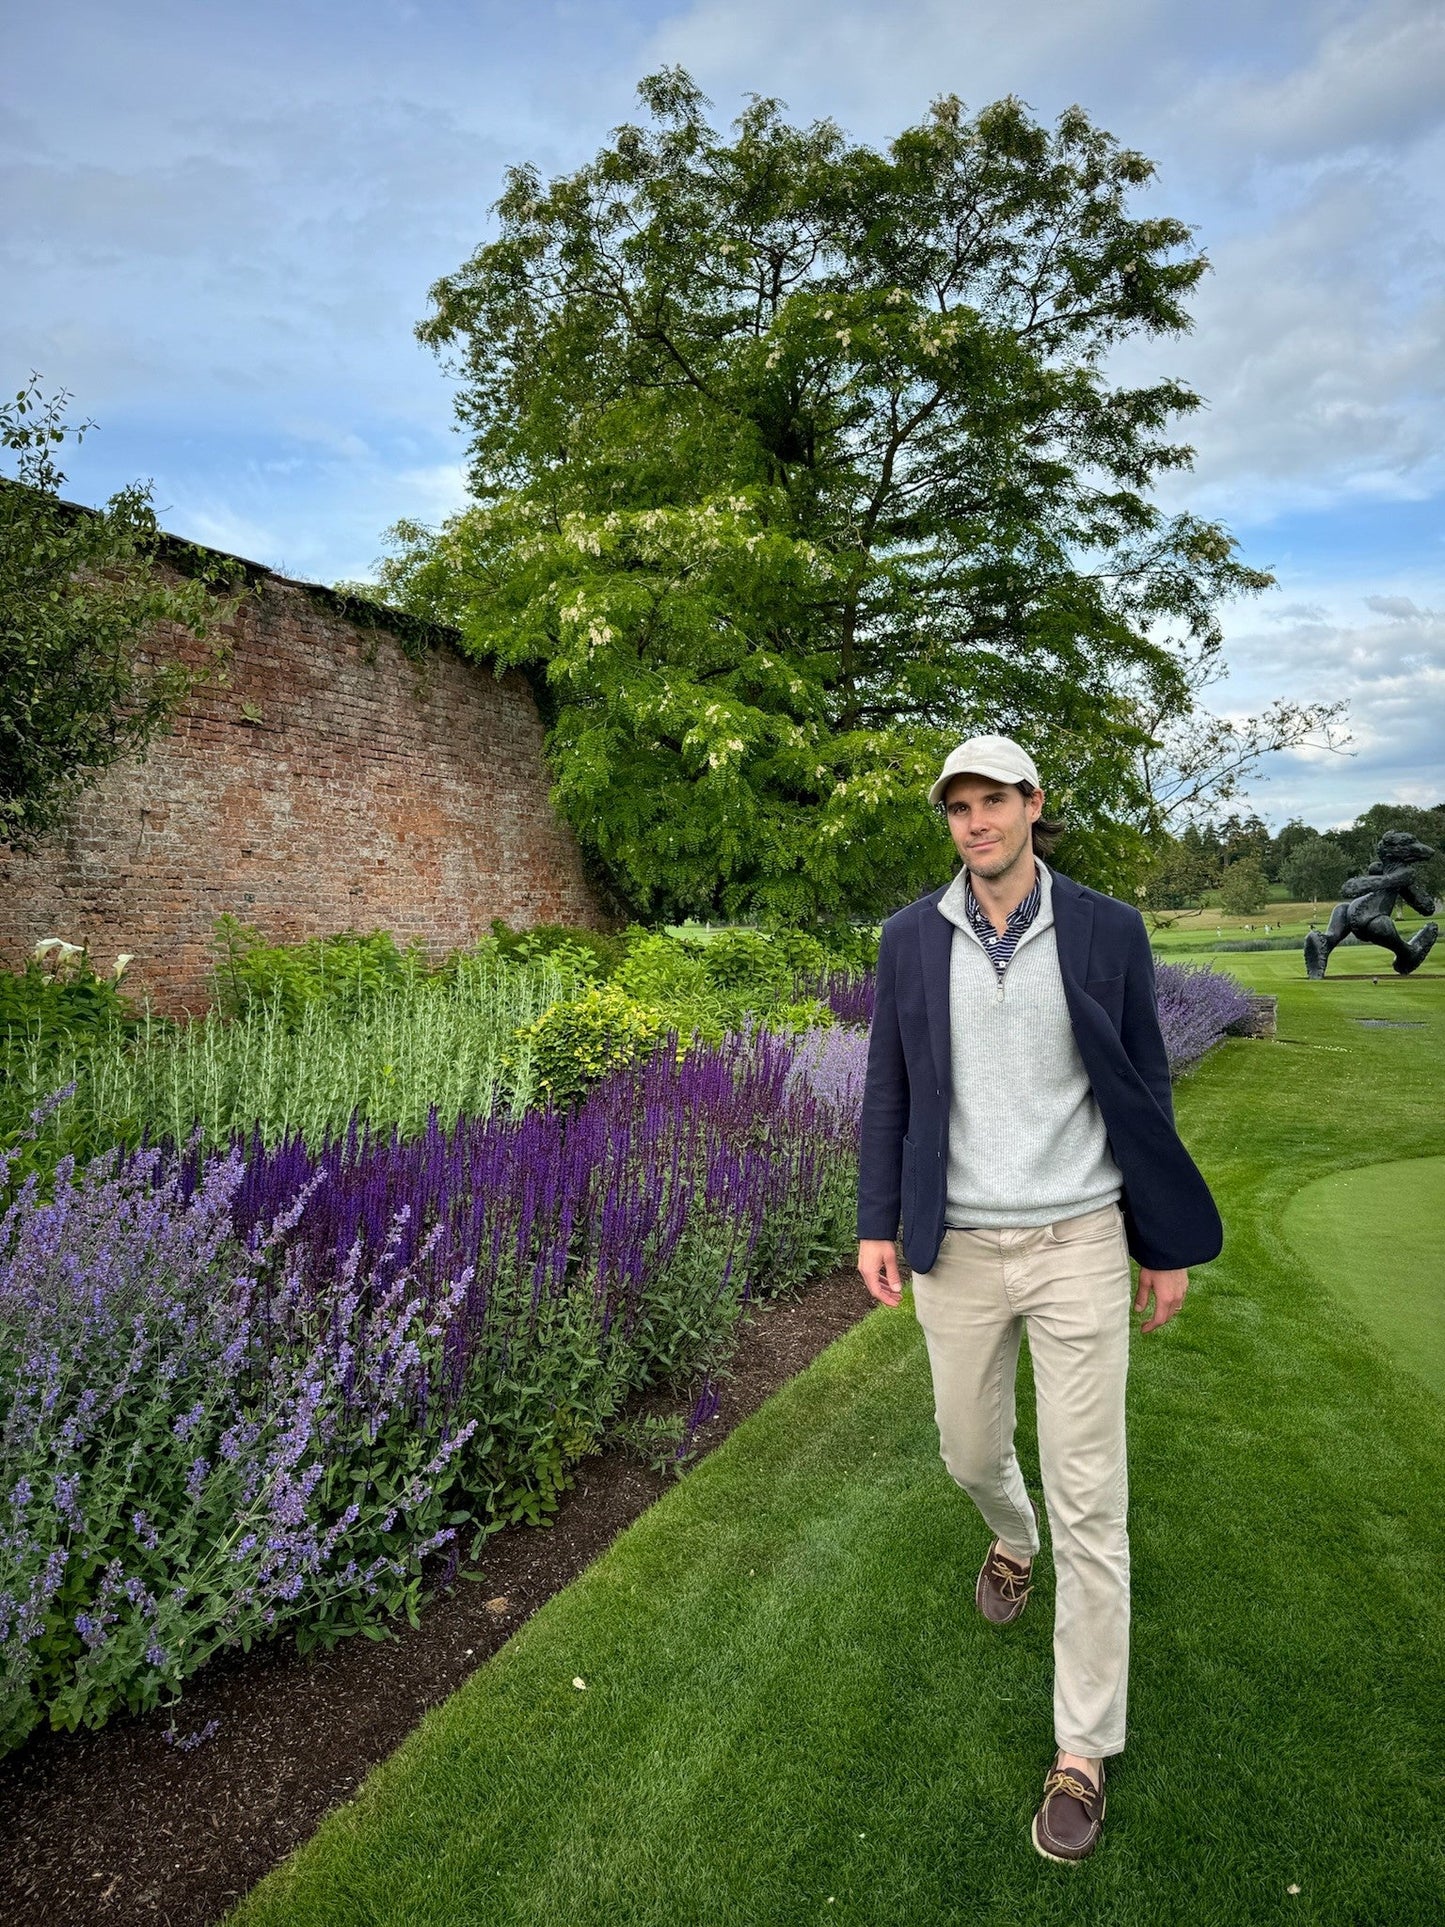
<box><xmin>1178</xmin><ymin>0</ymin><xmax>1445</xmax><ymax>164</ymax></box>
<box><xmin>1137</xmin><ymin>164</ymin><xmax>1445</xmax><ymax>518</ymax></box>
<box><xmin>390</xmin><ymin>461</ymin><xmax>470</xmax><ymax>520</ymax></box>
<box><xmin>1215</xmin><ymin>580</ymin><xmax>1445</xmax><ymax>824</ymax></box>
<box><xmin>1364</xmin><ymin>593</ymin><xmax>1439</xmax><ymax>620</ymax></box>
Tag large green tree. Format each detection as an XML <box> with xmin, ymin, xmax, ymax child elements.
<box><xmin>373</xmin><ymin>71</ymin><xmax>1271</xmax><ymax>922</ymax></box>
<box><xmin>1</xmin><ymin>377</ymin><xmax>239</xmax><ymax>854</ymax></box>
<box><xmin>1282</xmin><ymin>832</ymin><xmax>1350</xmax><ymax>906</ymax></box>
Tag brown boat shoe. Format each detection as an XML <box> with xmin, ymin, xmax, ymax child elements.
<box><xmin>1031</xmin><ymin>1752</ymin><xmax>1107</xmax><ymax>1862</ymax></box>
<box><xmin>974</xmin><ymin>1500</ymin><xmax>1039</xmax><ymax>1625</ymax></box>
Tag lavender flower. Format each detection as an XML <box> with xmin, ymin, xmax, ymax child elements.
<box><xmin>1154</xmin><ymin>962</ymin><xmax>1255</xmax><ymax>1074</ymax></box>
<box><xmin>2</xmin><ymin>1023</ymin><xmax>867</xmax><ymax>1755</ymax></box>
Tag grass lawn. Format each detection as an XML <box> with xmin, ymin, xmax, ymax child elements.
<box><xmin>230</xmin><ymin>963</ymin><xmax>1445</xmax><ymax>1927</ymax></box>
<box><xmin>1148</xmin><ymin>902</ymin><xmax>1441</xmax><ymax>954</ymax></box>
<box><xmin>1282</xmin><ymin>1155</ymin><xmax>1445</xmax><ymax>1402</ymax></box>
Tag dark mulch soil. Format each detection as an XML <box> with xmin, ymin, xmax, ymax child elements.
<box><xmin>0</xmin><ymin>1263</ymin><xmax>881</xmax><ymax>1927</ymax></box>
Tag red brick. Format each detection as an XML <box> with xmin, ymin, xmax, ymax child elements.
<box><xmin>0</xmin><ymin>559</ymin><xmax>608</xmax><ymax>1014</ymax></box>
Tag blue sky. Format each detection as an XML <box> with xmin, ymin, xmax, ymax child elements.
<box><xmin>5</xmin><ymin>0</ymin><xmax>1443</xmax><ymax>831</ymax></box>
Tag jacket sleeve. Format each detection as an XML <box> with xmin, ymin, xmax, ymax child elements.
<box><xmin>1119</xmin><ymin>910</ymin><xmax>1175</xmax><ymax>1127</ymax></box>
<box><xmin>856</xmin><ymin>918</ymin><xmax>910</xmax><ymax>1241</ymax></box>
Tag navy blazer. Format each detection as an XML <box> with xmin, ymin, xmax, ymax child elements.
<box><xmin>856</xmin><ymin>864</ymin><xmax>1224</xmax><ymax>1274</ymax></box>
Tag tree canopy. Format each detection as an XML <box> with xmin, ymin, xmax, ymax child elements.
<box><xmin>372</xmin><ymin>70</ymin><xmax>1272</xmax><ymax>922</ymax></box>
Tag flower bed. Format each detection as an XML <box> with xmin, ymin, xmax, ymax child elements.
<box><xmin>0</xmin><ymin>1028</ymin><xmax>859</xmax><ymax>1757</ymax></box>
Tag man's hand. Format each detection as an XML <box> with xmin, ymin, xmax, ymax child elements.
<box><xmin>1134</xmin><ymin>1266</ymin><xmax>1188</xmax><ymax>1333</ymax></box>
<box><xmin>858</xmin><ymin>1239</ymin><xmax>903</xmax><ymax>1308</ymax></box>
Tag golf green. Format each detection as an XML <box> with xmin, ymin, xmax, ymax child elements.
<box><xmin>1282</xmin><ymin>1154</ymin><xmax>1445</xmax><ymax>1402</ymax></box>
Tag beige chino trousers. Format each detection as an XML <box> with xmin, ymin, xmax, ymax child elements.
<box><xmin>909</xmin><ymin>1198</ymin><xmax>1133</xmax><ymax>1758</ymax></box>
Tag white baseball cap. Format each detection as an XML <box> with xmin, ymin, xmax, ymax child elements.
<box><xmin>927</xmin><ymin>733</ymin><xmax>1041</xmax><ymax>808</ymax></box>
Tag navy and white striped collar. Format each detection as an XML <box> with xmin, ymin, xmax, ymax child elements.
<box><xmin>964</xmin><ymin>866</ymin><xmax>1041</xmax><ymax>939</ymax></box>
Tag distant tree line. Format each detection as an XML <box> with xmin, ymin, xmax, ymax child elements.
<box><xmin>1140</xmin><ymin>803</ymin><xmax>1445</xmax><ymax>918</ymax></box>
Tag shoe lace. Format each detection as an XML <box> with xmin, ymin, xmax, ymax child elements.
<box><xmin>987</xmin><ymin>1550</ymin><xmax>1032</xmax><ymax>1599</ymax></box>
<box><xmin>1044</xmin><ymin>1767</ymin><xmax>1099</xmax><ymax>1806</ymax></box>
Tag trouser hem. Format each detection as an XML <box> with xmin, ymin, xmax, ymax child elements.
<box><xmin>1055</xmin><ymin>1736</ymin><xmax>1126</xmax><ymax>1759</ymax></box>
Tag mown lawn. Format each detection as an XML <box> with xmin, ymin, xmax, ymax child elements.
<box><xmin>1149</xmin><ymin>906</ymin><xmax>1442</xmax><ymax>954</ymax></box>
<box><xmin>231</xmin><ymin>962</ymin><xmax>1445</xmax><ymax>1927</ymax></box>
<box><xmin>1282</xmin><ymin>1154</ymin><xmax>1445</xmax><ymax>1400</ymax></box>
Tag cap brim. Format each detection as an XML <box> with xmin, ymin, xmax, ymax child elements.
<box><xmin>929</xmin><ymin>763</ymin><xmax>1023</xmax><ymax>807</ymax></box>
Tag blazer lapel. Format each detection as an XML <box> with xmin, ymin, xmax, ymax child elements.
<box><xmin>1047</xmin><ymin>865</ymin><xmax>1095</xmax><ymax>990</ymax></box>
<box><xmin>918</xmin><ymin>884</ymin><xmax>953</xmax><ymax>1100</ymax></box>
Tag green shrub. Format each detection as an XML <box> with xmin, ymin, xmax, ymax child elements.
<box><xmin>812</xmin><ymin>922</ymin><xmax>881</xmax><ymax>974</ymax></box>
<box><xmin>616</xmin><ymin>931</ymin><xmax>710</xmax><ymax>1005</ymax></box>
<box><xmin>699</xmin><ymin>928</ymin><xmax>792</xmax><ymax>1003</ymax></box>
<box><xmin>768</xmin><ymin>998</ymin><xmax>837</xmax><ymax>1037</ymax></box>
<box><xmin>487</xmin><ymin>918</ymin><xmax>627</xmax><ymax>980</ymax></box>
<box><xmin>509</xmin><ymin>982</ymin><xmax>676</xmax><ymax>1110</ymax></box>
<box><xmin>211</xmin><ymin>917</ymin><xmax>431</xmax><ymax>1026</ymax></box>
<box><xmin>2</xmin><ymin>952</ymin><xmax>578</xmax><ymax>1188</ymax></box>
<box><xmin>611</xmin><ymin>930</ymin><xmax>850</xmax><ymax>1043</ymax></box>
<box><xmin>766</xmin><ymin>928</ymin><xmax>829</xmax><ymax>979</ymax></box>
<box><xmin>0</xmin><ymin>955</ymin><xmax>139</xmax><ymax>1058</ymax></box>
<box><xmin>0</xmin><ymin>950</ymin><xmax>153</xmax><ymax>1160</ymax></box>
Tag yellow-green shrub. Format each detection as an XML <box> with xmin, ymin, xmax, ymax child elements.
<box><xmin>508</xmin><ymin>983</ymin><xmax>674</xmax><ymax>1110</ymax></box>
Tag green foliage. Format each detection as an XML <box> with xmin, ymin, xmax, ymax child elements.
<box><xmin>0</xmin><ymin>948</ymin><xmax>154</xmax><ymax>1167</ymax></box>
<box><xmin>210</xmin><ymin>916</ymin><xmax>433</xmax><ymax>1026</ymax></box>
<box><xmin>0</xmin><ymin>952</ymin><xmax>138</xmax><ymax>1059</ymax></box>
<box><xmin>1281</xmin><ymin>831</ymin><xmax>1351</xmax><ymax>905</ymax></box>
<box><xmin>812</xmin><ymin>922</ymin><xmax>882</xmax><ymax>975</ymax></box>
<box><xmin>609</xmin><ymin>1410</ymin><xmax>697</xmax><ymax>1477</ymax></box>
<box><xmin>1</xmin><ymin>913</ymin><xmax>868</xmax><ymax>1180</ymax></box>
<box><xmin>374</xmin><ymin>72</ymin><xmax>1271</xmax><ymax>922</ymax></box>
<box><xmin>697</xmin><ymin>928</ymin><xmax>793</xmax><ymax>1003</ymax></box>
<box><xmin>1139</xmin><ymin>836</ymin><xmax>1217</xmax><ymax>913</ymax></box>
<box><xmin>508</xmin><ymin>982</ymin><xmax>676</xmax><ymax>1110</ymax></box>
<box><xmin>1</xmin><ymin>945</ymin><xmax>579</xmax><ymax>1187</ymax></box>
<box><xmin>761</xmin><ymin>927</ymin><xmax>828</xmax><ymax>978</ymax></box>
<box><xmin>0</xmin><ymin>376</ymin><xmax>242</xmax><ymax>853</ymax></box>
<box><xmin>1218</xmin><ymin>854</ymin><xmax>1268</xmax><ymax>917</ymax></box>
<box><xmin>1154</xmin><ymin>803</ymin><xmax>1444</xmax><ymax>919</ymax></box>
<box><xmin>508</xmin><ymin>927</ymin><xmax>846</xmax><ymax>1110</ymax></box>
<box><xmin>486</xmin><ymin>917</ymin><xmax>627</xmax><ymax>980</ymax></box>
<box><xmin>615</xmin><ymin>932</ymin><xmax>715</xmax><ymax>1014</ymax></box>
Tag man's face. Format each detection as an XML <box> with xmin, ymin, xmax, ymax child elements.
<box><xmin>941</xmin><ymin>773</ymin><xmax>1042</xmax><ymax>879</ymax></box>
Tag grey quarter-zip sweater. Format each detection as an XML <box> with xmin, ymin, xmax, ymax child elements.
<box><xmin>939</xmin><ymin>856</ymin><xmax>1124</xmax><ymax>1228</ymax></box>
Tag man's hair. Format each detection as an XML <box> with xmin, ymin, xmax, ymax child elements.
<box><xmin>940</xmin><ymin>773</ymin><xmax>1066</xmax><ymax>857</ymax></box>
<box><xmin>1019</xmin><ymin>781</ymin><xmax>1067</xmax><ymax>857</ymax></box>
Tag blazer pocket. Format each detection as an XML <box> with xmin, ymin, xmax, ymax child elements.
<box><xmin>1084</xmin><ymin>972</ymin><xmax>1125</xmax><ymax>1028</ymax></box>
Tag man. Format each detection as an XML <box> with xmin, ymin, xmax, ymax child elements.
<box><xmin>855</xmin><ymin>733</ymin><xmax>1222</xmax><ymax>1863</ymax></box>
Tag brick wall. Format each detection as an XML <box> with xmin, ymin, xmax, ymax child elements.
<box><xmin>0</xmin><ymin>551</ymin><xmax>608</xmax><ymax>1013</ymax></box>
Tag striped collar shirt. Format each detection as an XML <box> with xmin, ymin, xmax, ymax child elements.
<box><xmin>963</xmin><ymin>868</ymin><xmax>1042</xmax><ymax>979</ymax></box>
